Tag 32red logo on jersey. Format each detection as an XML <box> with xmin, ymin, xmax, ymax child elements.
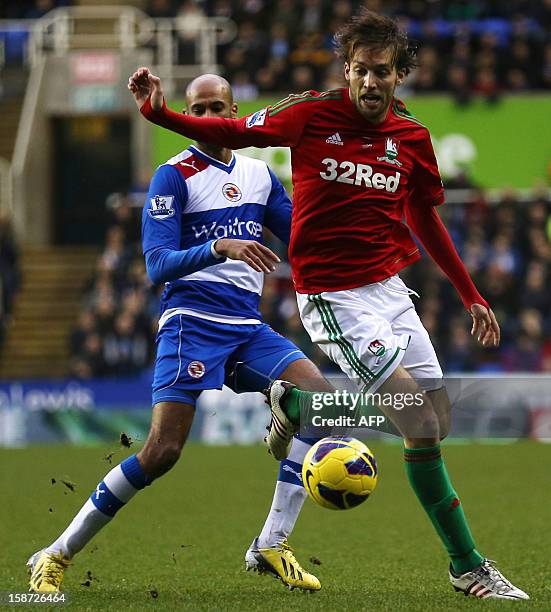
<box><xmin>319</xmin><ymin>158</ymin><xmax>401</xmax><ymax>193</ymax></box>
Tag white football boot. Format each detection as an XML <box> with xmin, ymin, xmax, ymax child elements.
<box><xmin>263</xmin><ymin>381</ymin><xmax>299</xmax><ymax>461</ymax></box>
<box><xmin>449</xmin><ymin>559</ymin><xmax>529</xmax><ymax>600</ymax></box>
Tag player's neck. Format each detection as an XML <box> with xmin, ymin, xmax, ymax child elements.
<box><xmin>194</xmin><ymin>142</ymin><xmax>232</xmax><ymax>165</ymax></box>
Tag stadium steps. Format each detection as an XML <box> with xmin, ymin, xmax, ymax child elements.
<box><xmin>0</xmin><ymin>97</ymin><xmax>23</xmax><ymax>161</ymax></box>
<box><xmin>0</xmin><ymin>246</ymin><xmax>99</xmax><ymax>379</ymax></box>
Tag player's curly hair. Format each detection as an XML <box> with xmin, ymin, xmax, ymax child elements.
<box><xmin>334</xmin><ymin>8</ymin><xmax>418</xmax><ymax>75</ymax></box>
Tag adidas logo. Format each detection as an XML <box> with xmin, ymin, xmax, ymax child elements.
<box><xmin>326</xmin><ymin>132</ymin><xmax>343</xmax><ymax>145</ymax></box>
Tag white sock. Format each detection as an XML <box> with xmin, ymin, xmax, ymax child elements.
<box><xmin>46</xmin><ymin>455</ymin><xmax>148</xmax><ymax>559</ymax></box>
<box><xmin>46</xmin><ymin>499</ymin><xmax>111</xmax><ymax>559</ymax></box>
<box><xmin>257</xmin><ymin>437</ymin><xmax>313</xmax><ymax>548</ymax></box>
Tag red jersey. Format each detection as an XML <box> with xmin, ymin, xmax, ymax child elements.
<box><xmin>143</xmin><ymin>89</ymin><xmax>445</xmax><ymax>294</ymax></box>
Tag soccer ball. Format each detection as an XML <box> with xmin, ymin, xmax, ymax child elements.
<box><xmin>302</xmin><ymin>437</ymin><xmax>378</xmax><ymax>510</ymax></box>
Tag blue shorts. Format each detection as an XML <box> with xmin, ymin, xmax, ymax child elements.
<box><xmin>152</xmin><ymin>314</ymin><xmax>306</xmax><ymax>406</ymax></box>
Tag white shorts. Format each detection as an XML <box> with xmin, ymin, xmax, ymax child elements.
<box><xmin>296</xmin><ymin>275</ymin><xmax>443</xmax><ymax>393</ymax></box>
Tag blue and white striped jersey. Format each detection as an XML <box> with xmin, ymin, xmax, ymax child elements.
<box><xmin>142</xmin><ymin>145</ymin><xmax>291</xmax><ymax>328</ymax></box>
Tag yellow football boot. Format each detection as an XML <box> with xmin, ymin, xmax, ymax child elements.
<box><xmin>27</xmin><ymin>550</ymin><xmax>70</xmax><ymax>592</ymax></box>
<box><xmin>245</xmin><ymin>538</ymin><xmax>321</xmax><ymax>591</ymax></box>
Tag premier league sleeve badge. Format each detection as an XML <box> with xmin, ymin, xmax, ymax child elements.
<box><xmin>148</xmin><ymin>195</ymin><xmax>176</xmax><ymax>220</ymax></box>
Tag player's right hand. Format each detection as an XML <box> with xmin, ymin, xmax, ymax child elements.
<box><xmin>128</xmin><ymin>67</ymin><xmax>164</xmax><ymax>111</ymax></box>
<box><xmin>214</xmin><ymin>239</ymin><xmax>281</xmax><ymax>273</ymax></box>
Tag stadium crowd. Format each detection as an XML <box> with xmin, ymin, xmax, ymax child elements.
<box><xmin>1</xmin><ymin>0</ymin><xmax>550</xmax><ymax>98</ymax></box>
<box><xmin>145</xmin><ymin>0</ymin><xmax>551</xmax><ymax>99</ymax></box>
<box><xmin>66</xmin><ymin>186</ymin><xmax>551</xmax><ymax>379</ymax></box>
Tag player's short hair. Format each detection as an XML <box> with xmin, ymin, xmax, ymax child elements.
<box><xmin>334</xmin><ymin>8</ymin><xmax>418</xmax><ymax>75</ymax></box>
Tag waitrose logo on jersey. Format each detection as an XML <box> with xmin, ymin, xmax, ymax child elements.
<box><xmin>191</xmin><ymin>217</ymin><xmax>263</xmax><ymax>240</ymax></box>
<box><xmin>320</xmin><ymin>158</ymin><xmax>401</xmax><ymax>192</ymax></box>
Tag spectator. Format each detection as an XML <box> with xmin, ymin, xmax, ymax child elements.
<box><xmin>268</xmin><ymin>23</ymin><xmax>291</xmax><ymax>61</ymax></box>
<box><xmin>99</xmin><ymin>225</ymin><xmax>132</xmax><ymax>282</ymax></box>
<box><xmin>107</xmin><ymin>193</ymin><xmax>141</xmax><ymax>246</ymax></box>
<box><xmin>472</xmin><ymin>67</ymin><xmax>500</xmax><ymax>103</ymax></box>
<box><xmin>176</xmin><ymin>0</ymin><xmax>207</xmax><ymax>64</ymax></box>
<box><xmin>447</xmin><ymin>64</ymin><xmax>472</xmax><ymax>105</ymax></box>
<box><xmin>69</xmin><ymin>309</ymin><xmax>97</xmax><ymax>357</ymax></box>
<box><xmin>231</xmin><ymin>71</ymin><xmax>258</xmax><ymax>100</ymax></box>
<box><xmin>290</xmin><ymin>64</ymin><xmax>316</xmax><ymax>91</ymax></box>
<box><xmin>69</xmin><ymin>333</ymin><xmax>106</xmax><ymax>379</ymax></box>
<box><xmin>103</xmin><ymin>312</ymin><xmax>150</xmax><ymax>377</ymax></box>
<box><xmin>270</xmin><ymin>0</ymin><xmax>301</xmax><ymax>41</ymax></box>
<box><xmin>521</xmin><ymin>261</ymin><xmax>549</xmax><ymax>312</ymax></box>
<box><xmin>300</xmin><ymin>0</ymin><xmax>325</xmax><ymax>33</ymax></box>
<box><xmin>147</xmin><ymin>0</ymin><xmax>175</xmax><ymax>19</ymax></box>
<box><xmin>0</xmin><ymin>212</ymin><xmax>20</xmax><ymax>349</ymax></box>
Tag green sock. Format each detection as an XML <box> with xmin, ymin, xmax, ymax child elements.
<box><xmin>404</xmin><ymin>445</ymin><xmax>484</xmax><ymax>574</ymax></box>
<box><xmin>283</xmin><ymin>388</ymin><xmax>399</xmax><ymax>436</ymax></box>
<box><xmin>283</xmin><ymin>388</ymin><xmax>309</xmax><ymax>424</ymax></box>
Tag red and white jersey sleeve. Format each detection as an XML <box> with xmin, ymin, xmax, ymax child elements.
<box><xmin>141</xmin><ymin>92</ymin><xmax>316</xmax><ymax>149</ymax></box>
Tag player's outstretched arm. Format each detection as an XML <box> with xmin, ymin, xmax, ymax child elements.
<box><xmin>214</xmin><ymin>239</ymin><xmax>280</xmax><ymax>274</ymax></box>
<box><xmin>128</xmin><ymin>67</ymin><xmax>298</xmax><ymax>150</ymax></box>
<box><xmin>405</xmin><ymin>203</ymin><xmax>500</xmax><ymax>347</ymax></box>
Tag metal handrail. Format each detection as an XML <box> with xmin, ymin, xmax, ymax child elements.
<box><xmin>29</xmin><ymin>5</ymin><xmax>155</xmax><ymax>54</ymax></box>
<box><xmin>0</xmin><ymin>9</ymin><xmax>236</xmax><ymax>89</ymax></box>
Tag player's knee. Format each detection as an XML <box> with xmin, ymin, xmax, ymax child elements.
<box><xmin>426</xmin><ymin>387</ymin><xmax>451</xmax><ymax>441</ymax></box>
<box><xmin>138</xmin><ymin>441</ymin><xmax>183</xmax><ymax>479</ymax></box>
<box><xmin>402</xmin><ymin>403</ymin><xmax>440</xmax><ymax>440</ymax></box>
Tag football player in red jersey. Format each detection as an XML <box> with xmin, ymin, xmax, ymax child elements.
<box><xmin>129</xmin><ymin>9</ymin><xmax>528</xmax><ymax>601</ymax></box>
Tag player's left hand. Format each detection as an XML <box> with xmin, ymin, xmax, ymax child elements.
<box><xmin>469</xmin><ymin>303</ymin><xmax>500</xmax><ymax>347</ymax></box>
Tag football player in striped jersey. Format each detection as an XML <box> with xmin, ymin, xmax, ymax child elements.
<box><xmin>28</xmin><ymin>74</ymin><xmax>337</xmax><ymax>594</ymax></box>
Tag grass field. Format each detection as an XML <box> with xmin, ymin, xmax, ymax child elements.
<box><xmin>1</xmin><ymin>442</ymin><xmax>550</xmax><ymax>611</ymax></box>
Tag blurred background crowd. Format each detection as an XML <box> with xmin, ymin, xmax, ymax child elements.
<box><xmin>0</xmin><ymin>0</ymin><xmax>550</xmax><ymax>379</ymax></box>
<box><xmin>2</xmin><ymin>0</ymin><xmax>551</xmax><ymax>99</ymax></box>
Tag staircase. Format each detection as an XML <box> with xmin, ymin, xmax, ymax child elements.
<box><xmin>0</xmin><ymin>97</ymin><xmax>23</xmax><ymax>162</ymax></box>
<box><xmin>0</xmin><ymin>246</ymin><xmax>99</xmax><ymax>379</ymax></box>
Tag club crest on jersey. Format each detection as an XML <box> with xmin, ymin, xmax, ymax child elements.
<box><xmin>222</xmin><ymin>183</ymin><xmax>242</xmax><ymax>202</ymax></box>
<box><xmin>187</xmin><ymin>360</ymin><xmax>206</xmax><ymax>379</ymax></box>
<box><xmin>246</xmin><ymin>108</ymin><xmax>267</xmax><ymax>128</ymax></box>
<box><xmin>368</xmin><ymin>339</ymin><xmax>386</xmax><ymax>357</ymax></box>
<box><xmin>377</xmin><ymin>138</ymin><xmax>402</xmax><ymax>166</ymax></box>
<box><xmin>148</xmin><ymin>195</ymin><xmax>175</xmax><ymax>220</ymax></box>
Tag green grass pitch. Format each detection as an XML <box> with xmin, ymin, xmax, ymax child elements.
<box><xmin>1</xmin><ymin>442</ymin><xmax>550</xmax><ymax>611</ymax></box>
